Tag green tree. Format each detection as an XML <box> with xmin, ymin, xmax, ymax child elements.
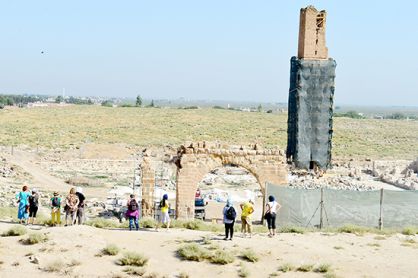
<box><xmin>55</xmin><ymin>95</ymin><xmax>64</xmax><ymax>103</ymax></box>
<box><xmin>148</xmin><ymin>99</ymin><xmax>154</xmax><ymax>107</ymax></box>
<box><xmin>136</xmin><ymin>95</ymin><xmax>142</xmax><ymax>107</ymax></box>
<box><xmin>257</xmin><ymin>104</ymin><xmax>262</xmax><ymax>112</ymax></box>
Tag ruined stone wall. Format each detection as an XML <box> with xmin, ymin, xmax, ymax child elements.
<box><xmin>175</xmin><ymin>144</ymin><xmax>287</xmax><ymax>219</ymax></box>
<box><xmin>298</xmin><ymin>6</ymin><xmax>328</xmax><ymax>60</ymax></box>
<box><xmin>141</xmin><ymin>158</ymin><xmax>155</xmax><ymax>217</ymax></box>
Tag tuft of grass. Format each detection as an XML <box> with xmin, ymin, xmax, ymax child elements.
<box><xmin>324</xmin><ymin>273</ymin><xmax>338</xmax><ymax>278</ymax></box>
<box><xmin>278</xmin><ymin>263</ymin><xmax>294</xmax><ymax>272</ymax></box>
<box><xmin>178</xmin><ymin>272</ymin><xmax>190</xmax><ymax>278</ymax></box>
<box><xmin>402</xmin><ymin>227</ymin><xmax>418</xmax><ymax>235</ymax></box>
<box><xmin>21</xmin><ymin>233</ymin><xmax>48</xmax><ymax>245</ymax></box>
<box><xmin>296</xmin><ymin>264</ymin><xmax>314</xmax><ymax>272</ymax></box>
<box><xmin>43</xmin><ymin>260</ymin><xmax>64</xmax><ymax>272</ymax></box>
<box><xmin>238</xmin><ymin>263</ymin><xmax>250</xmax><ymax>277</ymax></box>
<box><xmin>177</xmin><ymin>243</ymin><xmax>210</xmax><ymax>262</ymax></box>
<box><xmin>118</xmin><ymin>252</ymin><xmax>149</xmax><ymax>267</ymax></box>
<box><xmin>314</xmin><ymin>263</ymin><xmax>332</xmax><ymax>273</ymax></box>
<box><xmin>140</xmin><ymin>217</ymin><xmax>156</xmax><ymax>228</ymax></box>
<box><xmin>278</xmin><ymin>226</ymin><xmax>305</xmax><ymax>234</ymax></box>
<box><xmin>101</xmin><ymin>244</ymin><xmax>120</xmax><ymax>256</ymax></box>
<box><xmin>68</xmin><ymin>259</ymin><xmax>81</xmax><ymax>267</ymax></box>
<box><xmin>85</xmin><ymin>218</ymin><xmax>120</xmax><ymax>229</ymax></box>
<box><xmin>1</xmin><ymin>225</ymin><xmax>27</xmax><ymax>237</ymax></box>
<box><xmin>208</xmin><ymin>250</ymin><xmax>235</xmax><ymax>265</ymax></box>
<box><xmin>241</xmin><ymin>248</ymin><xmax>259</xmax><ymax>262</ymax></box>
<box><xmin>269</xmin><ymin>272</ymin><xmax>279</xmax><ymax>277</ymax></box>
<box><xmin>367</xmin><ymin>243</ymin><xmax>381</xmax><ymax>247</ymax></box>
<box><xmin>123</xmin><ymin>267</ymin><xmax>146</xmax><ymax>276</ymax></box>
<box><xmin>333</xmin><ymin>246</ymin><xmax>344</xmax><ymax>250</ymax></box>
<box><xmin>337</xmin><ymin>225</ymin><xmax>370</xmax><ymax>235</ymax></box>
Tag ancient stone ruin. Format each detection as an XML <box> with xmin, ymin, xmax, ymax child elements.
<box><xmin>287</xmin><ymin>5</ymin><xmax>336</xmax><ymax>170</ymax></box>
<box><xmin>141</xmin><ymin>142</ymin><xmax>288</xmax><ymax>219</ymax></box>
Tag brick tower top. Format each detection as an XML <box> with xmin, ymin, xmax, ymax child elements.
<box><xmin>297</xmin><ymin>6</ymin><xmax>328</xmax><ymax>60</ymax></box>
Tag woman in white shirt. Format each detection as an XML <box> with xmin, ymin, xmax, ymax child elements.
<box><xmin>264</xmin><ymin>195</ymin><xmax>281</xmax><ymax>237</ymax></box>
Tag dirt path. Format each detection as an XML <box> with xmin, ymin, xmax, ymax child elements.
<box><xmin>3</xmin><ymin>149</ymin><xmax>107</xmax><ymax>197</ymax></box>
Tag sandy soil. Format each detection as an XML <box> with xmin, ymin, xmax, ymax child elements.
<box><xmin>0</xmin><ymin>222</ymin><xmax>416</xmax><ymax>278</ymax></box>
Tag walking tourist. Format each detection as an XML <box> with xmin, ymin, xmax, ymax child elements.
<box><xmin>223</xmin><ymin>199</ymin><xmax>236</xmax><ymax>240</ymax></box>
<box><xmin>156</xmin><ymin>194</ymin><xmax>170</xmax><ymax>231</ymax></box>
<box><xmin>125</xmin><ymin>194</ymin><xmax>140</xmax><ymax>231</ymax></box>
<box><xmin>240</xmin><ymin>199</ymin><xmax>255</xmax><ymax>238</ymax></box>
<box><xmin>28</xmin><ymin>188</ymin><xmax>39</xmax><ymax>225</ymax></box>
<box><xmin>17</xmin><ymin>185</ymin><xmax>30</xmax><ymax>225</ymax></box>
<box><xmin>51</xmin><ymin>191</ymin><xmax>61</xmax><ymax>226</ymax></box>
<box><xmin>65</xmin><ymin>188</ymin><xmax>79</xmax><ymax>226</ymax></box>
<box><xmin>264</xmin><ymin>195</ymin><xmax>281</xmax><ymax>237</ymax></box>
<box><xmin>75</xmin><ymin>187</ymin><xmax>86</xmax><ymax>225</ymax></box>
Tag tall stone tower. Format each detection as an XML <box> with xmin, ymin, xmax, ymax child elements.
<box><xmin>286</xmin><ymin>6</ymin><xmax>336</xmax><ymax>170</ymax></box>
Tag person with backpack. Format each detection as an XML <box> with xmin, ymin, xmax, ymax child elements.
<box><xmin>28</xmin><ymin>188</ymin><xmax>39</xmax><ymax>225</ymax></box>
<box><xmin>125</xmin><ymin>194</ymin><xmax>139</xmax><ymax>231</ymax></box>
<box><xmin>156</xmin><ymin>194</ymin><xmax>170</xmax><ymax>231</ymax></box>
<box><xmin>75</xmin><ymin>187</ymin><xmax>86</xmax><ymax>225</ymax></box>
<box><xmin>264</xmin><ymin>195</ymin><xmax>281</xmax><ymax>237</ymax></box>
<box><xmin>223</xmin><ymin>199</ymin><xmax>236</xmax><ymax>240</ymax></box>
<box><xmin>51</xmin><ymin>191</ymin><xmax>61</xmax><ymax>226</ymax></box>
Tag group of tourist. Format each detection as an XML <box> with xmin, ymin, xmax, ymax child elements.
<box><xmin>222</xmin><ymin>195</ymin><xmax>281</xmax><ymax>240</ymax></box>
<box><xmin>16</xmin><ymin>185</ymin><xmax>86</xmax><ymax>226</ymax></box>
<box><xmin>16</xmin><ymin>185</ymin><xmax>280</xmax><ymax>239</ymax></box>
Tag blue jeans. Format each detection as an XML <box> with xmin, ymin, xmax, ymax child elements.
<box><xmin>129</xmin><ymin>216</ymin><xmax>139</xmax><ymax>231</ymax></box>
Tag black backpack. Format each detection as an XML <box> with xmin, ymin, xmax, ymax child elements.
<box><xmin>52</xmin><ymin>197</ymin><xmax>60</xmax><ymax>207</ymax></box>
<box><xmin>128</xmin><ymin>199</ymin><xmax>138</xmax><ymax>211</ymax></box>
<box><xmin>225</xmin><ymin>206</ymin><xmax>236</xmax><ymax>220</ymax></box>
<box><xmin>29</xmin><ymin>195</ymin><xmax>38</xmax><ymax>207</ymax></box>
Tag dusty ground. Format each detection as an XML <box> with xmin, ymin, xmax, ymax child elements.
<box><xmin>0</xmin><ymin>222</ymin><xmax>417</xmax><ymax>278</ymax></box>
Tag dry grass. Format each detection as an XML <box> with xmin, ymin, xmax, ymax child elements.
<box><xmin>1</xmin><ymin>225</ymin><xmax>27</xmax><ymax>237</ymax></box>
<box><xmin>43</xmin><ymin>260</ymin><xmax>64</xmax><ymax>272</ymax></box>
<box><xmin>118</xmin><ymin>252</ymin><xmax>149</xmax><ymax>267</ymax></box>
<box><xmin>240</xmin><ymin>248</ymin><xmax>259</xmax><ymax>262</ymax></box>
<box><xmin>314</xmin><ymin>263</ymin><xmax>332</xmax><ymax>273</ymax></box>
<box><xmin>123</xmin><ymin>267</ymin><xmax>146</xmax><ymax>276</ymax></box>
<box><xmin>177</xmin><ymin>243</ymin><xmax>209</xmax><ymax>262</ymax></box>
<box><xmin>238</xmin><ymin>263</ymin><xmax>250</xmax><ymax>277</ymax></box>
<box><xmin>101</xmin><ymin>244</ymin><xmax>120</xmax><ymax>256</ymax></box>
<box><xmin>1</xmin><ymin>106</ymin><xmax>417</xmax><ymax>159</ymax></box>
<box><xmin>278</xmin><ymin>263</ymin><xmax>294</xmax><ymax>272</ymax></box>
<box><xmin>296</xmin><ymin>264</ymin><xmax>314</xmax><ymax>272</ymax></box>
<box><xmin>21</xmin><ymin>233</ymin><xmax>48</xmax><ymax>245</ymax></box>
<box><xmin>208</xmin><ymin>250</ymin><xmax>235</xmax><ymax>265</ymax></box>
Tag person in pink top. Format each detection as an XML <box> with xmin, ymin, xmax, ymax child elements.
<box><xmin>125</xmin><ymin>194</ymin><xmax>139</xmax><ymax>231</ymax></box>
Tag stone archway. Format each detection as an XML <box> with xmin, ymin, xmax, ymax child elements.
<box><xmin>173</xmin><ymin>142</ymin><xmax>288</xmax><ymax>219</ymax></box>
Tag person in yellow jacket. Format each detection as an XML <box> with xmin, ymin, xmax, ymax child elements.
<box><xmin>156</xmin><ymin>194</ymin><xmax>170</xmax><ymax>231</ymax></box>
<box><xmin>240</xmin><ymin>199</ymin><xmax>255</xmax><ymax>238</ymax></box>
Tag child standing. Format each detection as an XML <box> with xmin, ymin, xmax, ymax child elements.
<box><xmin>51</xmin><ymin>192</ymin><xmax>61</xmax><ymax>226</ymax></box>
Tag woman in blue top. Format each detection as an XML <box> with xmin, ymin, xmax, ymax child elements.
<box><xmin>17</xmin><ymin>185</ymin><xmax>30</xmax><ymax>224</ymax></box>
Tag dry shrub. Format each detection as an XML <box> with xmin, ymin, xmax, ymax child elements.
<box><xmin>2</xmin><ymin>225</ymin><xmax>27</xmax><ymax>237</ymax></box>
<box><xmin>21</xmin><ymin>233</ymin><xmax>48</xmax><ymax>245</ymax></box>
<box><xmin>240</xmin><ymin>248</ymin><xmax>259</xmax><ymax>262</ymax></box>
<box><xmin>177</xmin><ymin>243</ymin><xmax>209</xmax><ymax>262</ymax></box>
<box><xmin>123</xmin><ymin>267</ymin><xmax>146</xmax><ymax>276</ymax></box>
<box><xmin>101</xmin><ymin>244</ymin><xmax>120</xmax><ymax>256</ymax></box>
<box><xmin>208</xmin><ymin>250</ymin><xmax>235</xmax><ymax>265</ymax></box>
<box><xmin>118</xmin><ymin>252</ymin><xmax>149</xmax><ymax>267</ymax></box>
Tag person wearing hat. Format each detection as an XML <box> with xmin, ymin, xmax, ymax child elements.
<box><xmin>240</xmin><ymin>198</ymin><xmax>255</xmax><ymax>238</ymax></box>
<box><xmin>28</xmin><ymin>188</ymin><xmax>39</xmax><ymax>225</ymax></box>
<box><xmin>156</xmin><ymin>193</ymin><xmax>170</xmax><ymax>231</ymax></box>
<box><xmin>75</xmin><ymin>187</ymin><xmax>86</xmax><ymax>225</ymax></box>
<box><xmin>51</xmin><ymin>191</ymin><xmax>61</xmax><ymax>226</ymax></box>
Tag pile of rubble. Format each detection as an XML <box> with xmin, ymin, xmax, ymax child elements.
<box><xmin>373</xmin><ymin>159</ymin><xmax>418</xmax><ymax>190</ymax></box>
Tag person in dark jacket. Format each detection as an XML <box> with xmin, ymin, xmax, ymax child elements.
<box><xmin>223</xmin><ymin>199</ymin><xmax>236</xmax><ymax>240</ymax></box>
<box><xmin>75</xmin><ymin>187</ymin><xmax>86</xmax><ymax>225</ymax></box>
<box><xmin>28</xmin><ymin>188</ymin><xmax>39</xmax><ymax>225</ymax></box>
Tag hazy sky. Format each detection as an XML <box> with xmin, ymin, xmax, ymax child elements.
<box><xmin>1</xmin><ymin>1</ymin><xmax>417</xmax><ymax>105</ymax></box>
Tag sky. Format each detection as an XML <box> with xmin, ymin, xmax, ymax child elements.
<box><xmin>1</xmin><ymin>1</ymin><xmax>417</xmax><ymax>106</ymax></box>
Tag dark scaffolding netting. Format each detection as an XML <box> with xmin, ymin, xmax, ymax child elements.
<box><xmin>287</xmin><ymin>57</ymin><xmax>337</xmax><ymax>169</ymax></box>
